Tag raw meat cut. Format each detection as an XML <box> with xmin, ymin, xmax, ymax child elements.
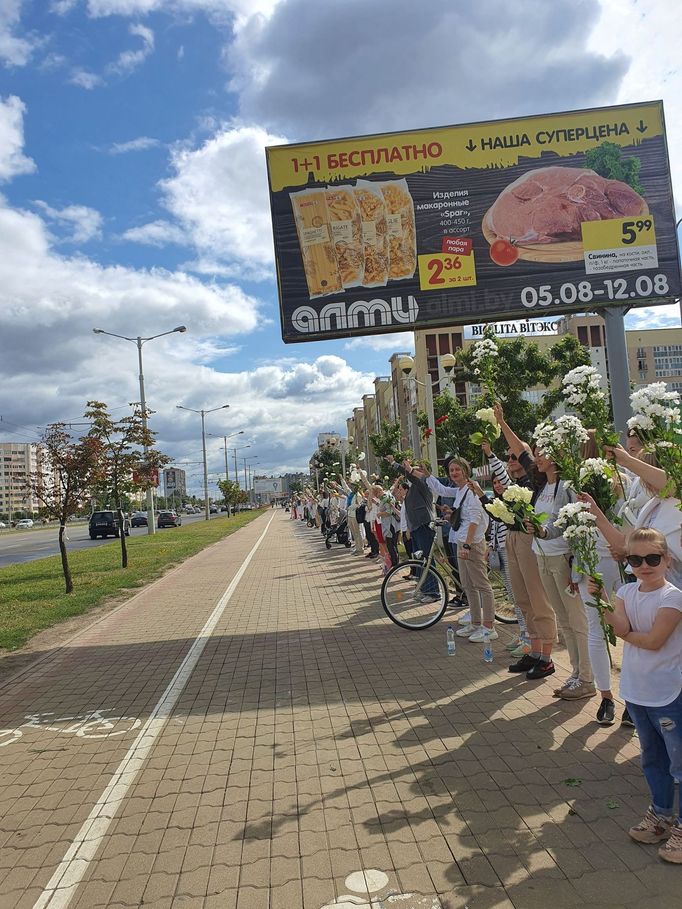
<box><xmin>486</xmin><ymin>166</ymin><xmax>647</xmax><ymax>244</ymax></box>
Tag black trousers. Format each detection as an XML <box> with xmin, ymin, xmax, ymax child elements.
<box><xmin>363</xmin><ymin>521</ymin><xmax>379</xmax><ymax>555</ymax></box>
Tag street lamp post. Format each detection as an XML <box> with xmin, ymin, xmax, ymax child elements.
<box><xmin>208</xmin><ymin>431</ymin><xmax>245</xmax><ymax>484</ymax></box>
<box><xmin>93</xmin><ymin>324</ymin><xmax>187</xmax><ymax>534</ymax></box>
<box><xmin>398</xmin><ymin>354</ymin><xmax>457</xmax><ymax>470</ymax></box>
<box><xmin>177</xmin><ymin>403</ymin><xmax>230</xmax><ymax>521</ymax></box>
<box><xmin>243</xmin><ymin>456</ymin><xmax>259</xmax><ymax>504</ymax></box>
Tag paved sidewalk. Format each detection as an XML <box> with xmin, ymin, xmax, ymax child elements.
<box><xmin>0</xmin><ymin>512</ymin><xmax>677</xmax><ymax>909</ymax></box>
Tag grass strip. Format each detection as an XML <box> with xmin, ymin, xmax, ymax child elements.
<box><xmin>0</xmin><ymin>510</ymin><xmax>265</xmax><ymax>651</ymax></box>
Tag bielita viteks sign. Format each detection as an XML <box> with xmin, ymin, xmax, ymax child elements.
<box><xmin>265</xmin><ymin>101</ymin><xmax>681</xmax><ymax>343</ymax></box>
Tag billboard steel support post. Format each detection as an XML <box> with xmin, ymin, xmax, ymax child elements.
<box><xmin>601</xmin><ymin>306</ymin><xmax>632</xmax><ymax>438</ymax></box>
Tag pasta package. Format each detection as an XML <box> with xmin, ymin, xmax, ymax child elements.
<box><xmin>353</xmin><ymin>180</ymin><xmax>389</xmax><ymax>288</ymax></box>
<box><xmin>290</xmin><ymin>188</ymin><xmax>343</xmax><ymax>298</ymax></box>
<box><xmin>380</xmin><ymin>179</ymin><xmax>417</xmax><ymax>281</ymax></box>
<box><xmin>325</xmin><ymin>186</ymin><xmax>364</xmax><ymax>288</ymax></box>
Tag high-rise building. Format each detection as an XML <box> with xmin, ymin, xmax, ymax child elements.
<box><xmin>0</xmin><ymin>442</ymin><xmax>39</xmax><ymax>519</ymax></box>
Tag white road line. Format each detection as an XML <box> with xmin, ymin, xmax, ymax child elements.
<box><xmin>34</xmin><ymin>514</ymin><xmax>276</xmax><ymax>909</ymax></box>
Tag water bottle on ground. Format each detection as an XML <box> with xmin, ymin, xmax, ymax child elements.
<box><xmin>483</xmin><ymin>630</ymin><xmax>493</xmax><ymax>663</ymax></box>
<box><xmin>446</xmin><ymin>625</ymin><xmax>456</xmax><ymax>656</ymax></box>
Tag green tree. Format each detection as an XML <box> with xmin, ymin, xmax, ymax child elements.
<box><xmin>368</xmin><ymin>420</ymin><xmax>413</xmax><ymax>475</ymax></box>
<box><xmin>86</xmin><ymin>400</ymin><xmax>170</xmax><ymax>568</ymax></box>
<box><xmin>428</xmin><ymin>333</ymin><xmax>590</xmax><ymax>464</ymax></box>
<box><xmin>24</xmin><ymin>424</ymin><xmax>104</xmax><ymax>593</ymax></box>
<box><xmin>217</xmin><ymin>479</ymin><xmax>247</xmax><ymax>514</ymax></box>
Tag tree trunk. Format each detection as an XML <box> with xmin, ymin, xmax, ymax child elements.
<box><xmin>117</xmin><ymin>505</ymin><xmax>128</xmax><ymax>568</ymax></box>
<box><xmin>59</xmin><ymin>523</ymin><xmax>73</xmax><ymax>593</ymax></box>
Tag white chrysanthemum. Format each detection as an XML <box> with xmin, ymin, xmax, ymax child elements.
<box><xmin>485</xmin><ymin>500</ymin><xmax>515</xmax><ymax>524</ymax></box>
<box><xmin>357</xmin><ymin>452</ymin><xmax>366</xmax><ymax>461</ymax></box>
<box><xmin>579</xmin><ymin>458</ymin><xmax>612</xmax><ymax>481</ymax></box>
<box><xmin>555</xmin><ymin>501</ymin><xmax>595</xmax><ymax>530</ymax></box>
<box><xmin>502</xmin><ymin>484</ymin><xmax>533</xmax><ymax>505</ymax></box>
<box><xmin>475</xmin><ymin>407</ymin><xmax>497</xmax><ymax>426</ymax></box>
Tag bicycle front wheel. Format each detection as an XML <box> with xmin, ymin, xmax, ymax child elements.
<box><xmin>381</xmin><ymin>560</ymin><xmax>448</xmax><ymax>630</ymax></box>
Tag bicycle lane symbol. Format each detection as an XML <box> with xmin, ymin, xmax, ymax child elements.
<box><xmin>318</xmin><ymin>870</ymin><xmax>444</xmax><ymax>908</ymax></box>
<box><xmin>0</xmin><ymin>709</ymin><xmax>142</xmax><ymax>748</ymax></box>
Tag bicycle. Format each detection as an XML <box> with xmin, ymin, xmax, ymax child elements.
<box><xmin>380</xmin><ymin>520</ymin><xmax>518</xmax><ymax>630</ymax></box>
<box><xmin>0</xmin><ymin>709</ymin><xmax>141</xmax><ymax>747</ymax></box>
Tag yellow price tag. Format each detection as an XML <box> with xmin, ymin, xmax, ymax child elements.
<box><xmin>418</xmin><ymin>252</ymin><xmax>477</xmax><ymax>291</ymax></box>
<box><xmin>582</xmin><ymin>215</ymin><xmax>656</xmax><ymax>251</ymax></box>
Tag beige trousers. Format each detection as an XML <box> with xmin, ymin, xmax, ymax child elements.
<box><xmin>506</xmin><ymin>531</ymin><xmax>557</xmax><ymax>647</ymax></box>
<box><xmin>347</xmin><ymin>511</ymin><xmax>364</xmax><ymax>552</ymax></box>
<box><xmin>457</xmin><ymin>540</ymin><xmax>495</xmax><ymax>626</ymax></box>
<box><xmin>537</xmin><ymin>553</ymin><xmax>593</xmax><ymax>684</ymax></box>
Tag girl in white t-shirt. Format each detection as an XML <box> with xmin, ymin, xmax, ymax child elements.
<box><xmin>609</xmin><ymin>528</ymin><xmax>682</xmax><ymax>864</ymax></box>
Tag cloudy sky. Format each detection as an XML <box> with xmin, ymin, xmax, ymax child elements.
<box><xmin>0</xmin><ymin>0</ymin><xmax>681</xmax><ymax>493</ymax></box>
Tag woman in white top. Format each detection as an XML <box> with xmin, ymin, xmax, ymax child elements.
<box><xmin>580</xmin><ymin>445</ymin><xmax>682</xmax><ymax>591</ymax></box>
<box><xmin>415</xmin><ymin>457</ymin><xmax>494</xmax><ymax>643</ymax></box>
<box><xmin>527</xmin><ymin>447</ymin><xmax>595</xmax><ymax>702</ymax></box>
<box><xmin>608</xmin><ymin>528</ymin><xmax>682</xmax><ymax>864</ymax></box>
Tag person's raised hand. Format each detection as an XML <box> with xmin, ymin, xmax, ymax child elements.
<box><xmin>493</xmin><ymin>401</ymin><xmax>505</xmax><ymax>423</ymax></box>
<box><xmin>481</xmin><ymin>441</ymin><xmax>492</xmax><ymax>457</ymax></box>
<box><xmin>467</xmin><ymin>479</ymin><xmax>484</xmax><ymax>497</ymax></box>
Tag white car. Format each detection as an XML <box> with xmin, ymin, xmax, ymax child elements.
<box><xmin>0</xmin><ymin>521</ymin><xmax>6</xmax><ymax>528</ymax></box>
<box><xmin>15</xmin><ymin>519</ymin><xmax>34</xmax><ymax>528</ymax></box>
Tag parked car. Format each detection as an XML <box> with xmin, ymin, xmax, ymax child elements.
<box><xmin>209</xmin><ymin>505</ymin><xmax>218</xmax><ymax>514</ymax></box>
<box><xmin>158</xmin><ymin>510</ymin><xmax>182</xmax><ymax>528</ymax></box>
<box><xmin>131</xmin><ymin>511</ymin><xmax>148</xmax><ymax>527</ymax></box>
<box><xmin>89</xmin><ymin>510</ymin><xmax>130</xmax><ymax>539</ymax></box>
<box><xmin>15</xmin><ymin>518</ymin><xmax>34</xmax><ymax>529</ymax></box>
<box><xmin>0</xmin><ymin>521</ymin><xmax>6</xmax><ymax>528</ymax></box>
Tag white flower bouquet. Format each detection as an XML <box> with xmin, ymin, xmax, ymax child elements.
<box><xmin>485</xmin><ymin>483</ymin><xmax>546</xmax><ymax>534</ymax></box>
<box><xmin>561</xmin><ymin>366</ymin><xmax>620</xmax><ymax>452</ymax></box>
<box><xmin>469</xmin><ymin>406</ymin><xmax>502</xmax><ymax>447</ymax></box>
<box><xmin>468</xmin><ymin>333</ymin><xmax>499</xmax><ymax>400</ymax></box>
<box><xmin>576</xmin><ymin>457</ymin><xmax>621</xmax><ymax>519</ymax></box>
<box><xmin>555</xmin><ymin>501</ymin><xmax>616</xmax><ymax>660</ymax></box>
<box><xmin>627</xmin><ymin>383</ymin><xmax>682</xmax><ymax>504</ymax></box>
<box><xmin>533</xmin><ymin>415</ymin><xmax>589</xmax><ymax>490</ymax></box>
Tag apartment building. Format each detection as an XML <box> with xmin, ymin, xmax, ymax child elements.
<box><xmin>0</xmin><ymin>442</ymin><xmax>39</xmax><ymax>519</ymax></box>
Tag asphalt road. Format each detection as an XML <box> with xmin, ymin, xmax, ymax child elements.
<box><xmin>0</xmin><ymin>512</ymin><xmax>221</xmax><ymax>568</ymax></box>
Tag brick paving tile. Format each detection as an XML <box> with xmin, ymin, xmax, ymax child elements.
<box><xmin>0</xmin><ymin>512</ymin><xmax>675</xmax><ymax>909</ymax></box>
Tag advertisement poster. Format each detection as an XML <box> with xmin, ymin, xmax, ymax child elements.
<box><xmin>266</xmin><ymin>101</ymin><xmax>681</xmax><ymax>344</ymax></box>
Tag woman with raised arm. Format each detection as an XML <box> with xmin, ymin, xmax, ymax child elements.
<box><xmin>494</xmin><ymin>402</ymin><xmax>559</xmax><ymax>681</ymax></box>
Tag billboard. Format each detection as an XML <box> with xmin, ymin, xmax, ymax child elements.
<box><xmin>254</xmin><ymin>477</ymin><xmax>285</xmax><ymax>495</ymax></box>
<box><xmin>266</xmin><ymin>101</ymin><xmax>681</xmax><ymax>343</ymax></box>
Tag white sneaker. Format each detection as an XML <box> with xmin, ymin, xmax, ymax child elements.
<box><xmin>468</xmin><ymin>627</ymin><xmax>499</xmax><ymax>642</ymax></box>
<box><xmin>457</xmin><ymin>612</ymin><xmax>471</xmax><ymax>625</ymax></box>
<box><xmin>456</xmin><ymin>623</ymin><xmax>476</xmax><ymax>637</ymax></box>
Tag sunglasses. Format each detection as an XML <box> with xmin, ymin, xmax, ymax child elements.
<box><xmin>627</xmin><ymin>553</ymin><xmax>663</xmax><ymax>568</ymax></box>
<box><xmin>506</xmin><ymin>454</ymin><xmax>518</xmax><ymax>462</ymax></box>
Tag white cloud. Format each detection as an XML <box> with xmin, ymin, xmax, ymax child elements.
<box><xmin>625</xmin><ymin>303</ymin><xmax>682</xmax><ymax>331</ymax></box>
<box><xmin>69</xmin><ymin>68</ymin><xmax>103</xmax><ymax>89</ymax></box>
<box><xmin>50</xmin><ymin>0</ymin><xmax>79</xmax><ymax>12</ymax></box>
<box><xmin>344</xmin><ymin>332</ymin><xmax>415</xmax><ymax>353</ymax></box>
<box><xmin>109</xmin><ymin>135</ymin><xmax>160</xmax><ymax>154</ymax></box>
<box><xmin>587</xmin><ymin>0</ymin><xmax>682</xmax><ymax>209</ymax></box>
<box><xmin>0</xmin><ymin>0</ymin><xmax>34</xmax><ymax>66</ymax></box>
<box><xmin>0</xmin><ymin>193</ymin><xmax>371</xmax><ymax>476</ymax></box>
<box><xmin>83</xmin><ymin>0</ymin><xmax>282</xmax><ymax>25</ymax></box>
<box><xmin>107</xmin><ymin>21</ymin><xmax>154</xmax><ymax>75</ymax></box>
<box><xmin>33</xmin><ymin>200</ymin><xmax>103</xmax><ymax>243</ymax></box>
<box><xmin>228</xmin><ymin>0</ymin><xmax>628</xmax><ymax>139</ymax></box>
<box><xmin>121</xmin><ymin>219</ymin><xmax>186</xmax><ymax>246</ymax></box>
<box><xmin>0</xmin><ymin>95</ymin><xmax>35</xmax><ymax>181</ymax></box>
<box><xmin>156</xmin><ymin>124</ymin><xmax>284</xmax><ymax>273</ymax></box>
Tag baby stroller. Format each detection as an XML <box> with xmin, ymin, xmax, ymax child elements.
<box><xmin>325</xmin><ymin>513</ymin><xmax>351</xmax><ymax>549</ymax></box>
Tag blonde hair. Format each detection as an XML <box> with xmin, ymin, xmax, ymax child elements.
<box><xmin>447</xmin><ymin>456</ymin><xmax>472</xmax><ymax>479</ymax></box>
<box><xmin>626</xmin><ymin>527</ymin><xmax>668</xmax><ymax>556</ymax></box>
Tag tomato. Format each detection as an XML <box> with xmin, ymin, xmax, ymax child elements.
<box><xmin>489</xmin><ymin>238</ymin><xmax>519</xmax><ymax>266</ymax></box>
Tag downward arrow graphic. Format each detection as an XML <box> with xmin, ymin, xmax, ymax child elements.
<box><xmin>636</xmin><ymin>119</ymin><xmax>648</xmax><ymax>134</ymax></box>
<box><xmin>465</xmin><ymin>139</ymin><xmax>476</xmax><ymax>152</ymax></box>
